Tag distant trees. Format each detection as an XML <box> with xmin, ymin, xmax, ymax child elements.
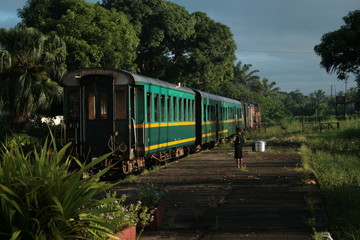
<box><xmin>0</xmin><ymin>26</ymin><xmax>65</xmax><ymax>125</ymax></box>
<box><xmin>314</xmin><ymin>10</ymin><xmax>360</xmax><ymax>88</ymax></box>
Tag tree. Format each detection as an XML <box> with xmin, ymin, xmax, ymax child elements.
<box><xmin>102</xmin><ymin>1</ymin><xmax>237</xmax><ymax>93</ymax></box>
<box><xmin>251</xmin><ymin>78</ymin><xmax>280</xmax><ymax>96</ymax></box>
<box><xmin>19</xmin><ymin>0</ymin><xmax>139</xmax><ymax>71</ymax></box>
<box><xmin>252</xmin><ymin>93</ymin><xmax>289</xmax><ymax>125</ymax></box>
<box><xmin>232</xmin><ymin>61</ymin><xmax>260</xmax><ymax>87</ymax></box>
<box><xmin>309</xmin><ymin>89</ymin><xmax>330</xmax><ymax>117</ymax></box>
<box><xmin>182</xmin><ymin>12</ymin><xmax>236</xmax><ymax>93</ymax></box>
<box><xmin>314</xmin><ymin>10</ymin><xmax>360</xmax><ymax>88</ymax></box>
<box><xmin>284</xmin><ymin>89</ymin><xmax>311</xmax><ymax>116</ymax></box>
<box><xmin>102</xmin><ymin>0</ymin><xmax>195</xmax><ymax>77</ymax></box>
<box><xmin>0</xmin><ymin>26</ymin><xmax>65</xmax><ymax>125</ymax></box>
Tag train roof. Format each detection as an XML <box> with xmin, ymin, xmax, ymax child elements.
<box><xmin>193</xmin><ymin>89</ymin><xmax>241</xmax><ymax>105</ymax></box>
<box><xmin>61</xmin><ymin>68</ymin><xmax>244</xmax><ymax>104</ymax></box>
<box><xmin>61</xmin><ymin>67</ymin><xmax>195</xmax><ymax>94</ymax></box>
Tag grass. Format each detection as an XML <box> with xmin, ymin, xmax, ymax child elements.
<box><xmin>251</xmin><ymin>118</ymin><xmax>360</xmax><ymax>240</ymax></box>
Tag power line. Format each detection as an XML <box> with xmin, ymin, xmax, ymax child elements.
<box><xmin>238</xmin><ymin>50</ymin><xmax>314</xmax><ymax>54</ymax></box>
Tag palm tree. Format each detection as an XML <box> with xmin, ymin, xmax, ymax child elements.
<box><xmin>233</xmin><ymin>61</ymin><xmax>260</xmax><ymax>87</ymax></box>
<box><xmin>252</xmin><ymin>78</ymin><xmax>280</xmax><ymax>96</ymax></box>
<box><xmin>0</xmin><ymin>26</ymin><xmax>66</xmax><ymax>126</ymax></box>
<box><xmin>309</xmin><ymin>89</ymin><xmax>329</xmax><ymax>117</ymax></box>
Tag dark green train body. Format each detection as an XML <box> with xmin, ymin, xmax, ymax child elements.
<box><xmin>61</xmin><ymin>68</ymin><xmax>253</xmax><ymax>174</ymax></box>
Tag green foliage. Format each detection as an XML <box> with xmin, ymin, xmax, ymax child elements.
<box><xmin>20</xmin><ymin>0</ymin><xmax>139</xmax><ymax>71</ymax></box>
<box><xmin>254</xmin><ymin>94</ymin><xmax>290</xmax><ymax>125</ymax></box>
<box><xmin>0</xmin><ymin>26</ymin><xmax>65</xmax><ymax>124</ymax></box>
<box><xmin>0</xmin><ymin>117</ymin><xmax>12</xmax><ymax>142</ymax></box>
<box><xmin>250</xmin><ymin>119</ymin><xmax>360</xmax><ymax>239</ymax></box>
<box><xmin>102</xmin><ymin>0</ymin><xmax>236</xmax><ymax>93</ymax></box>
<box><xmin>135</xmin><ymin>183</ymin><xmax>168</xmax><ymax>209</ymax></box>
<box><xmin>96</xmin><ymin>192</ymin><xmax>154</xmax><ymax>229</ymax></box>
<box><xmin>182</xmin><ymin>11</ymin><xmax>236</xmax><ymax>92</ymax></box>
<box><xmin>314</xmin><ymin>10</ymin><xmax>360</xmax><ymax>87</ymax></box>
<box><xmin>232</xmin><ymin>61</ymin><xmax>260</xmax><ymax>87</ymax></box>
<box><xmin>3</xmin><ymin>134</ymin><xmax>41</xmax><ymax>154</ymax></box>
<box><xmin>0</xmin><ymin>134</ymin><xmax>121</xmax><ymax>239</ymax></box>
<box><xmin>300</xmin><ymin>119</ymin><xmax>360</xmax><ymax>239</ymax></box>
<box><xmin>102</xmin><ymin>0</ymin><xmax>196</xmax><ymax>77</ymax></box>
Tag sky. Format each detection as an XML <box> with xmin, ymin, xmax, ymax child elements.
<box><xmin>1</xmin><ymin>0</ymin><xmax>359</xmax><ymax>95</ymax></box>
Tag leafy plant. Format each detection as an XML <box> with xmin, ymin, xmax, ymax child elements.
<box><xmin>0</xmin><ymin>133</ymin><xmax>119</xmax><ymax>239</ymax></box>
<box><xmin>136</xmin><ymin>183</ymin><xmax>168</xmax><ymax>209</ymax></box>
<box><xmin>207</xmin><ymin>195</ymin><xmax>226</xmax><ymax>208</ymax></box>
<box><xmin>95</xmin><ymin>192</ymin><xmax>154</xmax><ymax>229</ymax></box>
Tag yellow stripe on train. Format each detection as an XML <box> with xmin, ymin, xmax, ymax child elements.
<box><xmin>145</xmin><ymin>137</ymin><xmax>196</xmax><ymax>151</ymax></box>
<box><xmin>202</xmin><ymin>129</ymin><xmax>228</xmax><ymax>138</ymax></box>
<box><xmin>131</xmin><ymin>122</ymin><xmax>195</xmax><ymax>129</ymax></box>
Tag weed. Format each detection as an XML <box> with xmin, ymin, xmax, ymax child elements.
<box><xmin>121</xmin><ymin>174</ymin><xmax>140</xmax><ymax>183</ymax></box>
<box><xmin>207</xmin><ymin>195</ymin><xmax>226</xmax><ymax>208</ymax></box>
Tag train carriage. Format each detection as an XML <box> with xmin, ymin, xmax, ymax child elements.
<box><xmin>194</xmin><ymin>90</ymin><xmax>243</xmax><ymax>148</ymax></box>
<box><xmin>62</xmin><ymin>68</ymin><xmax>196</xmax><ymax>173</ymax></box>
<box><xmin>242</xmin><ymin>102</ymin><xmax>261</xmax><ymax>130</ymax></box>
<box><xmin>62</xmin><ymin>67</ymin><xmax>256</xmax><ymax>175</ymax></box>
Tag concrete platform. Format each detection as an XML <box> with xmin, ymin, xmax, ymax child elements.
<box><xmin>112</xmin><ymin>146</ymin><xmax>327</xmax><ymax>240</ymax></box>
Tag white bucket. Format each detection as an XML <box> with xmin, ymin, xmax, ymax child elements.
<box><xmin>254</xmin><ymin>141</ymin><xmax>266</xmax><ymax>152</ymax></box>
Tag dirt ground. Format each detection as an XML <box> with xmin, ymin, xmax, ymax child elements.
<box><xmin>111</xmin><ymin>146</ymin><xmax>327</xmax><ymax>240</ymax></box>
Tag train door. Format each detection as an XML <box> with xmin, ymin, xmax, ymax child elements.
<box><xmin>82</xmin><ymin>76</ymin><xmax>113</xmax><ymax>157</ymax></box>
<box><xmin>129</xmin><ymin>86</ymin><xmax>145</xmax><ymax>159</ymax></box>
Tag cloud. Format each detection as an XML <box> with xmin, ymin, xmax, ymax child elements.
<box><xmin>0</xmin><ymin>0</ymin><xmax>25</xmax><ymax>29</ymax></box>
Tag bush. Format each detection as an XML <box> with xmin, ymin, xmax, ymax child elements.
<box><xmin>0</xmin><ymin>134</ymin><xmax>119</xmax><ymax>239</ymax></box>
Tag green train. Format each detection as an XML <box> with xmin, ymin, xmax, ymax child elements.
<box><xmin>61</xmin><ymin>68</ymin><xmax>258</xmax><ymax>174</ymax></box>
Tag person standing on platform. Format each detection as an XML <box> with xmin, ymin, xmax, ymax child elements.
<box><xmin>234</xmin><ymin>127</ymin><xmax>245</xmax><ymax>168</ymax></box>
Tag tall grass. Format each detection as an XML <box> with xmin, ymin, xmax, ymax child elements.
<box><xmin>252</xmin><ymin>118</ymin><xmax>360</xmax><ymax>239</ymax></box>
<box><xmin>301</xmin><ymin>146</ymin><xmax>360</xmax><ymax>239</ymax></box>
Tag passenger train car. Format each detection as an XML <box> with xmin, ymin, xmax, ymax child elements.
<box><xmin>61</xmin><ymin>68</ymin><xmax>257</xmax><ymax>174</ymax></box>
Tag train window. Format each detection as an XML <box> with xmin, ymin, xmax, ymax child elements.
<box><xmin>188</xmin><ymin>100</ymin><xmax>192</xmax><ymax>121</ymax></box>
<box><xmin>173</xmin><ymin>97</ymin><xmax>177</xmax><ymax>121</ymax></box>
<box><xmin>188</xmin><ymin>99</ymin><xmax>191</xmax><ymax>121</ymax></box>
<box><xmin>161</xmin><ymin>95</ymin><xmax>166</xmax><ymax>122</ymax></box>
<box><xmin>192</xmin><ymin>100</ymin><xmax>195</xmax><ymax>121</ymax></box>
<box><xmin>211</xmin><ymin>106</ymin><xmax>215</xmax><ymax>121</ymax></box>
<box><xmin>88</xmin><ymin>91</ymin><xmax>96</xmax><ymax>120</ymax></box>
<box><xmin>179</xmin><ymin>98</ymin><xmax>183</xmax><ymax>121</ymax></box>
<box><xmin>207</xmin><ymin>105</ymin><xmax>210</xmax><ymax>122</ymax></box>
<box><xmin>154</xmin><ymin>94</ymin><xmax>159</xmax><ymax>122</ymax></box>
<box><xmin>116</xmin><ymin>90</ymin><xmax>127</xmax><ymax>120</ymax></box>
<box><xmin>100</xmin><ymin>93</ymin><xmax>108</xmax><ymax>120</ymax></box>
<box><xmin>189</xmin><ymin>100</ymin><xmax>193</xmax><ymax>121</ymax></box>
<box><xmin>68</xmin><ymin>91</ymin><xmax>79</xmax><ymax>120</ymax></box>
<box><xmin>184</xmin><ymin>99</ymin><xmax>188</xmax><ymax>121</ymax></box>
<box><xmin>167</xmin><ymin>96</ymin><xmax>172</xmax><ymax>121</ymax></box>
<box><xmin>147</xmin><ymin>93</ymin><xmax>152</xmax><ymax>122</ymax></box>
<box><xmin>203</xmin><ymin>103</ymin><xmax>206</xmax><ymax>121</ymax></box>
